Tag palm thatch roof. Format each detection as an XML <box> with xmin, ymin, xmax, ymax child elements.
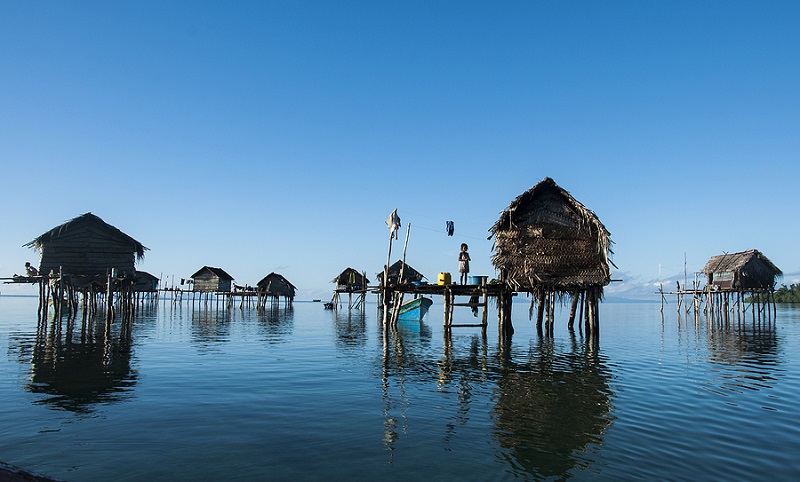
<box><xmin>376</xmin><ymin>260</ymin><xmax>425</xmax><ymax>285</ymax></box>
<box><xmin>702</xmin><ymin>249</ymin><xmax>781</xmax><ymax>275</ymax></box>
<box><xmin>23</xmin><ymin>212</ymin><xmax>147</xmax><ymax>277</ymax></box>
<box><xmin>702</xmin><ymin>249</ymin><xmax>781</xmax><ymax>290</ymax></box>
<box><xmin>332</xmin><ymin>267</ymin><xmax>370</xmax><ymax>287</ymax></box>
<box><xmin>133</xmin><ymin>270</ymin><xmax>159</xmax><ymax>292</ymax></box>
<box><xmin>257</xmin><ymin>272</ymin><xmax>297</xmax><ymax>296</ymax></box>
<box><xmin>24</xmin><ymin>212</ymin><xmax>147</xmax><ymax>259</ymax></box>
<box><xmin>489</xmin><ymin>177</ymin><xmax>613</xmax><ymax>292</ymax></box>
<box><xmin>190</xmin><ymin>266</ymin><xmax>234</xmax><ymax>280</ymax></box>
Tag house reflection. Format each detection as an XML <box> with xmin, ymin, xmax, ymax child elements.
<box><xmin>379</xmin><ymin>325</ymin><xmax>613</xmax><ymax>478</ymax></box>
<box><xmin>255</xmin><ymin>305</ymin><xmax>295</xmax><ymax>342</ymax></box>
<box><xmin>27</xmin><ymin>314</ymin><xmax>137</xmax><ymax>413</ymax></box>
<box><xmin>190</xmin><ymin>305</ymin><xmax>234</xmax><ymax>345</ymax></box>
<box><xmin>187</xmin><ymin>304</ymin><xmax>295</xmax><ymax>346</ymax></box>
<box><xmin>704</xmin><ymin>319</ymin><xmax>781</xmax><ymax>393</ymax></box>
<box><xmin>491</xmin><ymin>335</ymin><xmax>613</xmax><ymax>479</ymax></box>
<box><xmin>332</xmin><ymin>309</ymin><xmax>368</xmax><ymax>351</ymax></box>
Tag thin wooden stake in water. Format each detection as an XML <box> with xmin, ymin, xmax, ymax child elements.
<box><xmin>391</xmin><ymin>223</ymin><xmax>412</xmax><ymax>326</ymax></box>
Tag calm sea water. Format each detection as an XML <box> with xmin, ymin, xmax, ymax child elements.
<box><xmin>1</xmin><ymin>295</ymin><xmax>799</xmax><ymax>481</ymax></box>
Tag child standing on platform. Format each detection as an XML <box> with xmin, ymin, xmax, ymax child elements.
<box><xmin>458</xmin><ymin>243</ymin><xmax>471</xmax><ymax>285</ymax></box>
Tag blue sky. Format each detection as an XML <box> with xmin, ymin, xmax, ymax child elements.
<box><xmin>2</xmin><ymin>1</ymin><xmax>799</xmax><ymax>300</ymax></box>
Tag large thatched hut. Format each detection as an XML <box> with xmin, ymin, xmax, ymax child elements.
<box><xmin>191</xmin><ymin>266</ymin><xmax>234</xmax><ymax>292</ymax></box>
<box><xmin>489</xmin><ymin>178</ymin><xmax>612</xmax><ymax>333</ymax></box>
<box><xmin>23</xmin><ymin>212</ymin><xmax>147</xmax><ymax>278</ymax></box>
<box><xmin>702</xmin><ymin>249</ymin><xmax>781</xmax><ymax>291</ymax></box>
<box><xmin>376</xmin><ymin>260</ymin><xmax>425</xmax><ymax>286</ymax></box>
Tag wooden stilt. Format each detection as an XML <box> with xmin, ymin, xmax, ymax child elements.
<box><xmin>535</xmin><ymin>290</ymin><xmax>545</xmax><ymax>331</ymax></box>
<box><xmin>568</xmin><ymin>291</ymin><xmax>579</xmax><ymax>330</ymax></box>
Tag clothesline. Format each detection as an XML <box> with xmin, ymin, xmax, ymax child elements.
<box><xmin>410</xmin><ymin>223</ymin><xmax>488</xmax><ymax>242</ymax></box>
<box><xmin>403</xmin><ymin>210</ymin><xmax>489</xmax><ymax>226</ymax></box>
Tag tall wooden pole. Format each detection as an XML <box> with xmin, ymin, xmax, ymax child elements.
<box><xmin>390</xmin><ymin>224</ymin><xmax>412</xmax><ymax>326</ymax></box>
<box><xmin>383</xmin><ymin>223</ymin><xmax>395</xmax><ymax>326</ymax></box>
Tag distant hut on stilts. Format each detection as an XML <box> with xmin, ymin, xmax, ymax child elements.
<box><xmin>489</xmin><ymin>177</ymin><xmax>613</xmax><ymax>336</ymax></box>
<box><xmin>701</xmin><ymin>249</ymin><xmax>781</xmax><ymax>319</ymax></box>
<box><xmin>328</xmin><ymin>267</ymin><xmax>370</xmax><ymax>310</ymax></box>
<box><xmin>133</xmin><ymin>271</ymin><xmax>160</xmax><ymax>304</ymax></box>
<box><xmin>190</xmin><ymin>266</ymin><xmax>234</xmax><ymax>306</ymax></box>
<box><xmin>376</xmin><ymin>260</ymin><xmax>425</xmax><ymax>287</ymax></box>
<box><xmin>23</xmin><ymin>212</ymin><xmax>148</xmax><ymax>320</ymax></box>
<box><xmin>257</xmin><ymin>272</ymin><xmax>296</xmax><ymax>308</ymax></box>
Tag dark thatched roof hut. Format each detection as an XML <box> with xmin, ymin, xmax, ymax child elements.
<box><xmin>23</xmin><ymin>212</ymin><xmax>147</xmax><ymax>277</ymax></box>
<box><xmin>376</xmin><ymin>260</ymin><xmax>425</xmax><ymax>286</ymax></box>
<box><xmin>702</xmin><ymin>249</ymin><xmax>781</xmax><ymax>291</ymax></box>
<box><xmin>257</xmin><ymin>272</ymin><xmax>297</xmax><ymax>299</ymax></box>
<box><xmin>489</xmin><ymin>177</ymin><xmax>613</xmax><ymax>294</ymax></box>
<box><xmin>191</xmin><ymin>266</ymin><xmax>234</xmax><ymax>292</ymax></box>
<box><xmin>332</xmin><ymin>268</ymin><xmax>370</xmax><ymax>291</ymax></box>
<box><xmin>133</xmin><ymin>271</ymin><xmax>159</xmax><ymax>292</ymax></box>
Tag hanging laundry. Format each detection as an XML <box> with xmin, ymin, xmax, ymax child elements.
<box><xmin>446</xmin><ymin>220</ymin><xmax>454</xmax><ymax>236</ymax></box>
<box><xmin>386</xmin><ymin>209</ymin><xmax>401</xmax><ymax>239</ymax></box>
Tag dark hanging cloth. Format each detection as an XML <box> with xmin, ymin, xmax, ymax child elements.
<box><xmin>446</xmin><ymin>220</ymin><xmax>454</xmax><ymax>236</ymax></box>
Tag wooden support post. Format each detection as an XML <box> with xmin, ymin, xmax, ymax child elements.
<box><xmin>585</xmin><ymin>289</ymin><xmax>593</xmax><ymax>335</ymax></box>
<box><xmin>772</xmin><ymin>290</ymin><xmax>777</xmax><ymax>319</ymax></box>
<box><xmin>481</xmin><ymin>285</ymin><xmax>488</xmax><ymax>328</ymax></box>
<box><xmin>568</xmin><ymin>291</ymin><xmax>579</xmax><ymax>330</ymax></box>
<box><xmin>502</xmin><ymin>290</ymin><xmax>514</xmax><ymax>337</ymax></box>
<box><xmin>443</xmin><ymin>287</ymin><xmax>451</xmax><ymax>328</ymax></box>
<box><xmin>593</xmin><ymin>289</ymin><xmax>600</xmax><ymax>337</ymax></box>
<box><xmin>536</xmin><ymin>290</ymin><xmax>545</xmax><ymax>331</ymax></box>
<box><xmin>106</xmin><ymin>269</ymin><xmax>115</xmax><ymax>321</ymax></box>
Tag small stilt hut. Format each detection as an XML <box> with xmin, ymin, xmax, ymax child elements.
<box><xmin>489</xmin><ymin>177</ymin><xmax>613</xmax><ymax>336</ymax></box>
<box><xmin>190</xmin><ymin>266</ymin><xmax>234</xmax><ymax>292</ymax></box>
<box><xmin>701</xmin><ymin>249</ymin><xmax>781</xmax><ymax>318</ymax></box>
<box><xmin>257</xmin><ymin>272</ymin><xmax>296</xmax><ymax>308</ymax></box>
<box><xmin>23</xmin><ymin>212</ymin><xmax>148</xmax><ymax>320</ymax></box>
<box><xmin>702</xmin><ymin>249</ymin><xmax>781</xmax><ymax>291</ymax></box>
<box><xmin>133</xmin><ymin>271</ymin><xmax>159</xmax><ymax>304</ymax></box>
<box><xmin>376</xmin><ymin>260</ymin><xmax>425</xmax><ymax>286</ymax></box>
<box><xmin>190</xmin><ymin>266</ymin><xmax>233</xmax><ymax>306</ymax></box>
<box><xmin>329</xmin><ymin>267</ymin><xmax>370</xmax><ymax>310</ymax></box>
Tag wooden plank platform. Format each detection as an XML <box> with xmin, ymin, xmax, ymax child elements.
<box><xmin>375</xmin><ymin>282</ymin><xmax>510</xmax><ymax>330</ymax></box>
<box><xmin>370</xmin><ymin>282</ymin><xmax>504</xmax><ymax>297</ymax></box>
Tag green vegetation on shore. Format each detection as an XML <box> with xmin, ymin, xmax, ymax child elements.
<box><xmin>751</xmin><ymin>284</ymin><xmax>800</xmax><ymax>303</ymax></box>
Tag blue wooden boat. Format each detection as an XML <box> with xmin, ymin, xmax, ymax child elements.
<box><xmin>393</xmin><ymin>296</ymin><xmax>433</xmax><ymax>321</ymax></box>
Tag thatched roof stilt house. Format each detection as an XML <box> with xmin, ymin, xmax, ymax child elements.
<box><xmin>328</xmin><ymin>267</ymin><xmax>370</xmax><ymax>310</ymax></box>
<box><xmin>376</xmin><ymin>260</ymin><xmax>425</xmax><ymax>286</ymax></box>
<box><xmin>702</xmin><ymin>249</ymin><xmax>781</xmax><ymax>291</ymax></box>
<box><xmin>24</xmin><ymin>212</ymin><xmax>147</xmax><ymax>279</ymax></box>
<box><xmin>332</xmin><ymin>267</ymin><xmax>370</xmax><ymax>292</ymax></box>
<box><xmin>191</xmin><ymin>266</ymin><xmax>234</xmax><ymax>293</ymax></box>
<box><xmin>23</xmin><ymin>212</ymin><xmax>148</xmax><ymax>317</ymax></box>
<box><xmin>257</xmin><ymin>272</ymin><xmax>296</xmax><ymax>307</ymax></box>
<box><xmin>489</xmin><ymin>178</ymin><xmax>613</xmax><ymax>334</ymax></box>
